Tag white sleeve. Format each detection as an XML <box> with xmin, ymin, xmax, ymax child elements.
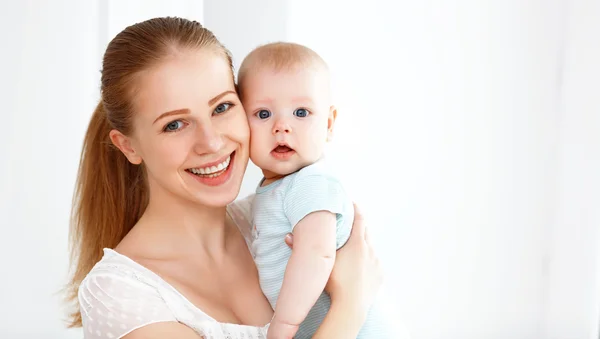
<box><xmin>227</xmin><ymin>194</ymin><xmax>255</xmax><ymax>243</ymax></box>
<box><xmin>78</xmin><ymin>271</ymin><xmax>177</xmax><ymax>339</ymax></box>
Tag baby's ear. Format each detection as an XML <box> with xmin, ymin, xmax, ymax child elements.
<box><xmin>327</xmin><ymin>105</ymin><xmax>338</xmax><ymax>142</ymax></box>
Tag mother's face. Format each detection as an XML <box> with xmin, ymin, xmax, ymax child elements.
<box><xmin>111</xmin><ymin>48</ymin><xmax>250</xmax><ymax>207</ymax></box>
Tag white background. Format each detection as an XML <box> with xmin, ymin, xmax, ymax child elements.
<box><xmin>0</xmin><ymin>1</ymin><xmax>598</xmax><ymax>338</ymax></box>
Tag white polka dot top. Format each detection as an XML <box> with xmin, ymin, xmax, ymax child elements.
<box><xmin>77</xmin><ymin>195</ymin><xmax>268</xmax><ymax>339</ymax></box>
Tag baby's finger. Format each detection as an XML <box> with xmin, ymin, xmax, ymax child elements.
<box><xmin>284</xmin><ymin>233</ymin><xmax>294</xmax><ymax>249</ymax></box>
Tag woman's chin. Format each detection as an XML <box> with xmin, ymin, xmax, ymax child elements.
<box><xmin>197</xmin><ymin>194</ymin><xmax>237</xmax><ymax>208</ymax></box>
<box><xmin>182</xmin><ymin>181</ymin><xmax>240</xmax><ymax>207</ymax></box>
<box><xmin>185</xmin><ymin>175</ymin><xmax>244</xmax><ymax>207</ymax></box>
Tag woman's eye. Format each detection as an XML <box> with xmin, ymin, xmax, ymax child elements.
<box><xmin>294</xmin><ymin>108</ymin><xmax>309</xmax><ymax>117</ymax></box>
<box><xmin>257</xmin><ymin>110</ymin><xmax>271</xmax><ymax>119</ymax></box>
<box><xmin>164</xmin><ymin>120</ymin><xmax>184</xmax><ymax>132</ymax></box>
<box><xmin>214</xmin><ymin>102</ymin><xmax>232</xmax><ymax>114</ymax></box>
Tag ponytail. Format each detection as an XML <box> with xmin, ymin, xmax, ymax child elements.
<box><xmin>65</xmin><ymin>101</ymin><xmax>148</xmax><ymax>327</ymax></box>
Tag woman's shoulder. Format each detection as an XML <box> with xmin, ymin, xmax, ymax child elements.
<box><xmin>78</xmin><ymin>249</ymin><xmax>178</xmax><ymax>338</ymax></box>
<box><xmin>80</xmin><ymin>249</ymin><xmax>157</xmax><ymax>288</ymax></box>
<box><xmin>79</xmin><ymin>248</ymin><xmax>158</xmax><ymax>289</ymax></box>
<box><xmin>227</xmin><ymin>194</ymin><xmax>255</xmax><ymax>235</ymax></box>
<box><xmin>78</xmin><ymin>248</ymin><xmax>176</xmax><ymax>312</ymax></box>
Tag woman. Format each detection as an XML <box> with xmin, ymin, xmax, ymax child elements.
<box><xmin>65</xmin><ymin>17</ymin><xmax>382</xmax><ymax>339</ymax></box>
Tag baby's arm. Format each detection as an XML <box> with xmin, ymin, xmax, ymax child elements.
<box><xmin>268</xmin><ymin>210</ymin><xmax>337</xmax><ymax>338</ymax></box>
<box><xmin>267</xmin><ymin>170</ymin><xmax>351</xmax><ymax>339</ymax></box>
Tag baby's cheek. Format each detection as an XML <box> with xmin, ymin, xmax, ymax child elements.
<box><xmin>307</xmin><ymin>124</ymin><xmax>328</xmax><ymax>145</ymax></box>
<box><xmin>249</xmin><ymin>135</ymin><xmax>269</xmax><ymax>165</ymax></box>
<box><xmin>249</xmin><ymin>127</ymin><xmax>265</xmax><ymax>147</ymax></box>
<box><xmin>249</xmin><ymin>138</ymin><xmax>262</xmax><ymax>156</ymax></box>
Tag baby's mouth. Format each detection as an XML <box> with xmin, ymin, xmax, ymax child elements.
<box><xmin>272</xmin><ymin>145</ymin><xmax>294</xmax><ymax>153</ymax></box>
<box><xmin>270</xmin><ymin>144</ymin><xmax>296</xmax><ymax>160</ymax></box>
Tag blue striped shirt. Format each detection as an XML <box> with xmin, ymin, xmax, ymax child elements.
<box><xmin>250</xmin><ymin>161</ymin><xmax>392</xmax><ymax>338</ymax></box>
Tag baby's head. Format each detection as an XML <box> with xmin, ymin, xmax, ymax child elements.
<box><xmin>237</xmin><ymin>42</ymin><xmax>336</xmax><ymax>179</ymax></box>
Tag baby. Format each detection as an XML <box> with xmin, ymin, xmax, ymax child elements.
<box><xmin>237</xmin><ymin>42</ymin><xmax>392</xmax><ymax>339</ymax></box>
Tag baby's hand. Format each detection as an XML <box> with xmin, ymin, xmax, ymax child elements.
<box><xmin>266</xmin><ymin>320</ymin><xmax>299</xmax><ymax>339</ymax></box>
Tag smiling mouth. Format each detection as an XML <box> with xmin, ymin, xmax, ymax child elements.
<box><xmin>186</xmin><ymin>152</ymin><xmax>233</xmax><ymax>178</ymax></box>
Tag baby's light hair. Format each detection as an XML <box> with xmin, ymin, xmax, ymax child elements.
<box><xmin>237</xmin><ymin>42</ymin><xmax>329</xmax><ymax>97</ymax></box>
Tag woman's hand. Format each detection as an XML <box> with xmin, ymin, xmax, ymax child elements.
<box><xmin>284</xmin><ymin>203</ymin><xmax>383</xmax><ymax>320</ymax></box>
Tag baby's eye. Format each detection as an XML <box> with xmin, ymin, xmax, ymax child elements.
<box><xmin>293</xmin><ymin>108</ymin><xmax>309</xmax><ymax>118</ymax></box>
<box><xmin>257</xmin><ymin>110</ymin><xmax>271</xmax><ymax>119</ymax></box>
<box><xmin>164</xmin><ymin>120</ymin><xmax>184</xmax><ymax>132</ymax></box>
<box><xmin>214</xmin><ymin>102</ymin><xmax>232</xmax><ymax>114</ymax></box>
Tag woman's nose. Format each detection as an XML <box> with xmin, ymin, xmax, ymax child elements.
<box><xmin>194</xmin><ymin>122</ymin><xmax>224</xmax><ymax>154</ymax></box>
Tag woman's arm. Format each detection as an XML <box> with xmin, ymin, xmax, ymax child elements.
<box><xmin>123</xmin><ymin>322</ymin><xmax>202</xmax><ymax>339</ymax></box>
<box><xmin>284</xmin><ymin>203</ymin><xmax>383</xmax><ymax>339</ymax></box>
<box><xmin>312</xmin><ymin>299</ymin><xmax>369</xmax><ymax>339</ymax></box>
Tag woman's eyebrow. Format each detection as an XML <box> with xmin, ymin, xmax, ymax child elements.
<box><xmin>208</xmin><ymin>90</ymin><xmax>236</xmax><ymax>106</ymax></box>
<box><xmin>152</xmin><ymin>90</ymin><xmax>237</xmax><ymax>124</ymax></box>
<box><xmin>153</xmin><ymin>108</ymin><xmax>190</xmax><ymax>124</ymax></box>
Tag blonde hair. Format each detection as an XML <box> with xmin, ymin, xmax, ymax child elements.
<box><xmin>237</xmin><ymin>42</ymin><xmax>328</xmax><ymax>96</ymax></box>
<box><xmin>64</xmin><ymin>17</ymin><xmax>233</xmax><ymax>328</ymax></box>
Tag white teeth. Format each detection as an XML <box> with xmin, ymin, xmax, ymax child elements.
<box><xmin>189</xmin><ymin>155</ymin><xmax>231</xmax><ymax>176</ymax></box>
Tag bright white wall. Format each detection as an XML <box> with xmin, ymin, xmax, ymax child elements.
<box><xmin>105</xmin><ymin>0</ymin><xmax>204</xmax><ymax>45</ymax></box>
<box><xmin>542</xmin><ymin>0</ymin><xmax>600</xmax><ymax>337</ymax></box>
<box><xmin>0</xmin><ymin>1</ymin><xmax>102</xmax><ymax>338</ymax></box>
<box><xmin>0</xmin><ymin>1</ymin><xmax>598</xmax><ymax>338</ymax></box>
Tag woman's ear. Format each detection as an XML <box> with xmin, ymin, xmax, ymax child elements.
<box><xmin>327</xmin><ymin>105</ymin><xmax>338</xmax><ymax>142</ymax></box>
<box><xmin>109</xmin><ymin>129</ymin><xmax>142</xmax><ymax>165</ymax></box>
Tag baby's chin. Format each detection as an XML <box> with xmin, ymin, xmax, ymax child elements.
<box><xmin>254</xmin><ymin>159</ymin><xmax>304</xmax><ymax>178</ymax></box>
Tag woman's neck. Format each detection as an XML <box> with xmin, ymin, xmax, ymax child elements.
<box><xmin>125</xmin><ymin>184</ymin><xmax>233</xmax><ymax>260</ymax></box>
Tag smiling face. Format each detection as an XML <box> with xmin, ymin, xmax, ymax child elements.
<box><xmin>109</xmin><ymin>48</ymin><xmax>250</xmax><ymax>208</ymax></box>
<box><xmin>240</xmin><ymin>66</ymin><xmax>336</xmax><ymax>180</ymax></box>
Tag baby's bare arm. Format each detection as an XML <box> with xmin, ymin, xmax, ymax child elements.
<box><xmin>267</xmin><ymin>211</ymin><xmax>337</xmax><ymax>339</ymax></box>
